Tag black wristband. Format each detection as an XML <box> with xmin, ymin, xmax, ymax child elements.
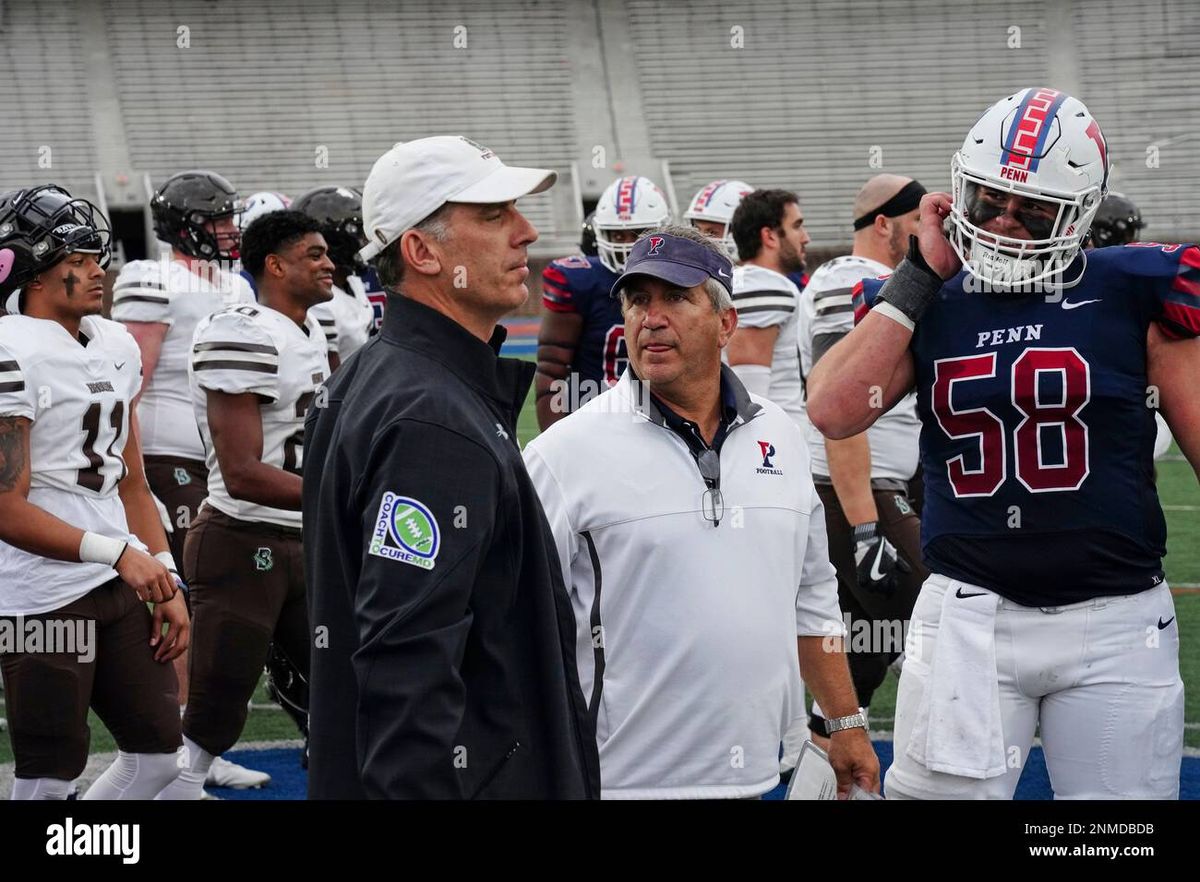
<box><xmin>851</xmin><ymin>521</ymin><xmax>879</xmax><ymax>544</ymax></box>
<box><xmin>906</xmin><ymin>234</ymin><xmax>944</xmax><ymax>283</ymax></box>
<box><xmin>875</xmin><ymin>256</ymin><xmax>943</xmax><ymax>326</ymax></box>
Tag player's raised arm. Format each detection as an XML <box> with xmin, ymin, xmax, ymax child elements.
<box><xmin>808</xmin><ymin>193</ymin><xmax>958</xmax><ymax>438</ymax></box>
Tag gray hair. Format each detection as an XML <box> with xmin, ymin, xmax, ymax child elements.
<box><xmin>616</xmin><ymin>223</ymin><xmax>734</xmax><ymax>312</ymax></box>
<box><xmin>371</xmin><ymin>204</ymin><xmax>453</xmax><ymax>292</ymax></box>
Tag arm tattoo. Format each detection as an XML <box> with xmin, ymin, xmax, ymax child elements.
<box><xmin>0</xmin><ymin>416</ymin><xmax>29</xmax><ymax>492</ymax></box>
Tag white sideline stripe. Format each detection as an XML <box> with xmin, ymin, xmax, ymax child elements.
<box><xmin>1162</xmin><ymin>505</ymin><xmax>1199</xmax><ymax>512</ymax></box>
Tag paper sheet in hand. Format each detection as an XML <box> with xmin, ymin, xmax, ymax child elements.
<box><xmin>785</xmin><ymin>741</ymin><xmax>837</xmax><ymax>800</ymax></box>
<box><xmin>784</xmin><ymin>740</ymin><xmax>885</xmax><ymax>800</ymax></box>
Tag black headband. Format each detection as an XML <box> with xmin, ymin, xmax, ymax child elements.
<box><xmin>853</xmin><ymin>180</ymin><xmax>927</xmax><ymax>231</ymax></box>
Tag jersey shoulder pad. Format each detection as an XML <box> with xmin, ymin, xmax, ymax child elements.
<box><xmin>732</xmin><ymin>265</ymin><xmax>798</xmax><ymax>328</ymax></box>
<box><xmin>549</xmin><ymin>254</ymin><xmax>593</xmax><ymax>271</ymax></box>
<box><xmin>808</xmin><ymin>258</ymin><xmax>884</xmax><ymax>335</ymax></box>
<box><xmin>542</xmin><ymin>255</ymin><xmax>612</xmax><ymax>312</ymax></box>
<box><xmin>192</xmin><ymin>308</ymin><xmax>280</xmax><ymax>397</ymax></box>
<box><xmin>0</xmin><ymin>317</ymin><xmax>56</xmax><ymax>416</ymax></box>
<box><xmin>111</xmin><ymin>259</ymin><xmax>175</xmax><ymax>322</ymax></box>
<box><xmin>1103</xmin><ymin>242</ymin><xmax>1200</xmax><ymax>339</ymax></box>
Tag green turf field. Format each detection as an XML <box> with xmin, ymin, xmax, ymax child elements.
<box><xmin>2</xmin><ymin>379</ymin><xmax>1197</xmax><ymax>764</ymax></box>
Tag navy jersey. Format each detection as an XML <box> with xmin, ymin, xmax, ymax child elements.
<box><xmin>855</xmin><ymin>243</ymin><xmax>1200</xmax><ymax>605</ymax></box>
<box><xmin>541</xmin><ymin>255</ymin><xmax>625</xmax><ymax>403</ymax></box>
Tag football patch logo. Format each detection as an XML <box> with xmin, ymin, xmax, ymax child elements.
<box><xmin>370</xmin><ymin>492</ymin><xmax>440</xmax><ymax>570</ymax></box>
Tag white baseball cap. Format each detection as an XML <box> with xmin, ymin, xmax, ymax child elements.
<box><xmin>359</xmin><ymin>135</ymin><xmax>557</xmax><ymax>261</ymax></box>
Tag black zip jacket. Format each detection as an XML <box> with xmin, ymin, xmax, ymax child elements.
<box><xmin>302</xmin><ymin>295</ymin><xmax>599</xmax><ymax>799</ymax></box>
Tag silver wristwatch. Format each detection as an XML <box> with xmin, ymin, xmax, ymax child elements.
<box><xmin>825</xmin><ymin>712</ymin><xmax>867</xmax><ymax>734</ymax></box>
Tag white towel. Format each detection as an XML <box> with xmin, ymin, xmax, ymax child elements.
<box><xmin>905</xmin><ymin>579</ymin><xmax>1007</xmax><ymax>779</ymax></box>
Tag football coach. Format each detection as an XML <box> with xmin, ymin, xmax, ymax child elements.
<box><xmin>302</xmin><ymin>136</ymin><xmax>600</xmax><ymax>799</ymax></box>
<box><xmin>523</xmin><ymin>226</ymin><xmax>880</xmax><ymax>798</ymax></box>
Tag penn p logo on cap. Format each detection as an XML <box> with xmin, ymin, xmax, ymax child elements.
<box><xmin>610</xmin><ymin>231</ymin><xmax>736</xmax><ymax>299</ymax></box>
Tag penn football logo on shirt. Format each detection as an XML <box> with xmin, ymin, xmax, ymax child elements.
<box><xmin>370</xmin><ymin>492</ymin><xmax>440</xmax><ymax>570</ymax></box>
<box><xmin>755</xmin><ymin>441</ymin><xmax>783</xmax><ymax>476</ymax></box>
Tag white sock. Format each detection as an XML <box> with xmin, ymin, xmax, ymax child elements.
<box><xmin>82</xmin><ymin>750</ymin><xmax>182</xmax><ymax>800</ymax></box>
<box><xmin>153</xmin><ymin>736</ymin><xmax>213</xmax><ymax>801</ymax></box>
<box><xmin>11</xmin><ymin>776</ymin><xmax>73</xmax><ymax>800</ymax></box>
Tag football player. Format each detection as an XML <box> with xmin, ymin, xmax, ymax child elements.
<box><xmin>684</xmin><ymin>179</ymin><xmax>753</xmax><ymax>261</ymax></box>
<box><xmin>802</xmin><ymin>175</ymin><xmax>928</xmax><ymax>747</ymax></box>
<box><xmin>0</xmin><ymin>185</ymin><xmax>188</xmax><ymax>800</ymax></box>
<box><xmin>726</xmin><ymin>189</ymin><xmax>811</xmax><ymax>429</ymax></box>
<box><xmin>112</xmin><ymin>169</ymin><xmax>268</xmax><ymax>790</ymax></box>
<box><xmin>293</xmin><ymin>186</ymin><xmax>375</xmax><ymax>359</ymax></box>
<box><xmin>809</xmin><ymin>88</ymin><xmax>1199</xmax><ymax>799</ymax></box>
<box><xmin>232</xmin><ymin>191</ymin><xmax>342</xmax><ymax>371</ymax></box>
<box><xmin>536</xmin><ymin>175</ymin><xmax>670</xmax><ymax>429</ymax></box>
<box><xmin>156</xmin><ymin>210</ymin><xmax>331</xmax><ymax>799</ymax></box>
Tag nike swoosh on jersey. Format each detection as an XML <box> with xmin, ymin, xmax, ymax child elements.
<box><xmin>1061</xmin><ymin>298</ymin><xmax>1102</xmax><ymax>310</ymax></box>
<box><xmin>115</xmin><ymin>361</ymin><xmax>126</xmax><ymax>370</ymax></box>
<box><xmin>955</xmin><ymin>586</ymin><xmax>988</xmax><ymax>599</ymax></box>
<box><xmin>1158</xmin><ymin>616</ymin><xmax>1175</xmax><ymax>630</ymax></box>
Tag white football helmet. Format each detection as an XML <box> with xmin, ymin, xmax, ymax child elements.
<box><xmin>684</xmin><ymin>179</ymin><xmax>753</xmax><ymax>261</ymax></box>
<box><xmin>593</xmin><ymin>176</ymin><xmax>671</xmax><ymax>273</ymax></box>
<box><xmin>949</xmin><ymin>87</ymin><xmax>1109</xmax><ymax>288</ymax></box>
<box><xmin>239</xmin><ymin>191</ymin><xmax>292</xmax><ymax>230</ymax></box>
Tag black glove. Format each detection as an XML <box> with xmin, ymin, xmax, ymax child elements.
<box><xmin>852</xmin><ymin>521</ymin><xmax>910</xmax><ymax>597</ymax></box>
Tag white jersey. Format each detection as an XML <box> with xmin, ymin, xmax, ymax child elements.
<box><xmin>0</xmin><ymin>314</ymin><xmax>148</xmax><ymax>615</ymax></box>
<box><xmin>524</xmin><ymin>371</ymin><xmax>841</xmax><ymax>799</ymax></box>
<box><xmin>804</xmin><ymin>255</ymin><xmax>920</xmax><ymax>481</ymax></box>
<box><xmin>307</xmin><ymin>300</ymin><xmax>340</xmax><ymax>360</ymax></box>
<box><xmin>111</xmin><ymin>256</ymin><xmax>254</xmax><ymax>460</ymax></box>
<box><xmin>190</xmin><ymin>303</ymin><xmax>329</xmax><ymax>528</ymax></box>
<box><xmin>325</xmin><ymin>281</ymin><xmax>374</xmax><ymax>360</ymax></box>
<box><xmin>730</xmin><ymin>264</ymin><xmax>807</xmax><ymax>429</ymax></box>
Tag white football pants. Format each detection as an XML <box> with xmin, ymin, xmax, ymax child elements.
<box><xmin>887</xmin><ymin>574</ymin><xmax>1183</xmax><ymax>799</ymax></box>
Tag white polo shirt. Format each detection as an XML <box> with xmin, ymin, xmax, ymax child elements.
<box><xmin>523</xmin><ymin>369</ymin><xmax>840</xmax><ymax>799</ymax></box>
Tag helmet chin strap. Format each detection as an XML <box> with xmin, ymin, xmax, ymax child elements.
<box><xmin>966</xmin><ymin>238</ymin><xmax>1088</xmax><ymax>293</ymax></box>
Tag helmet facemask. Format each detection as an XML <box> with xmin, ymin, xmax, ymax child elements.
<box><xmin>950</xmin><ymin>159</ymin><xmax>1102</xmax><ymax>291</ymax></box>
<box><xmin>595</xmin><ymin>222</ymin><xmax>651</xmax><ymax>274</ymax></box>
<box><xmin>0</xmin><ymin>186</ymin><xmax>112</xmax><ymax>296</ymax></box>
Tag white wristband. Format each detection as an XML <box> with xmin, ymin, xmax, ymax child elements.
<box><xmin>80</xmin><ymin>532</ymin><xmax>128</xmax><ymax>568</ymax></box>
<box><xmin>154</xmin><ymin>551</ymin><xmax>179</xmax><ymax>574</ymax></box>
<box><xmin>873</xmin><ymin>301</ymin><xmax>916</xmax><ymax>332</ymax></box>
